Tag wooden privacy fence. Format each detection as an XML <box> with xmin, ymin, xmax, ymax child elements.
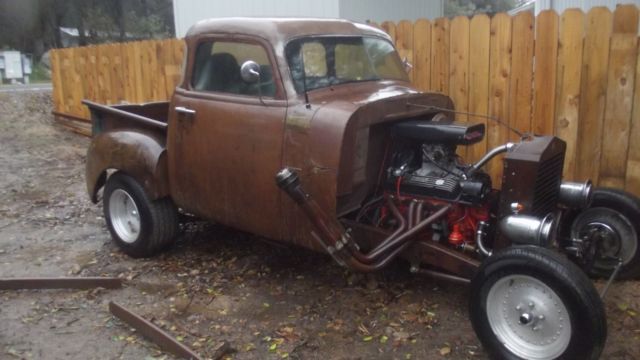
<box><xmin>51</xmin><ymin>5</ymin><xmax>640</xmax><ymax>195</ymax></box>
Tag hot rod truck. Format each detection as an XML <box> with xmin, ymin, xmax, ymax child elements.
<box><xmin>83</xmin><ymin>18</ymin><xmax>640</xmax><ymax>359</ymax></box>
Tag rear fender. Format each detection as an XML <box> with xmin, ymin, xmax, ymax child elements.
<box><xmin>86</xmin><ymin>130</ymin><xmax>169</xmax><ymax>203</ymax></box>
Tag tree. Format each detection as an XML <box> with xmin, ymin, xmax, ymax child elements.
<box><xmin>0</xmin><ymin>0</ymin><xmax>175</xmax><ymax>56</ymax></box>
<box><xmin>444</xmin><ymin>0</ymin><xmax>526</xmax><ymax>17</ymax></box>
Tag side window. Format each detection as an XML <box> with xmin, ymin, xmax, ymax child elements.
<box><xmin>191</xmin><ymin>40</ymin><xmax>276</xmax><ymax>97</ymax></box>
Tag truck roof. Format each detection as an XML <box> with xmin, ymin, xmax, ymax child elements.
<box><xmin>185</xmin><ymin>17</ymin><xmax>392</xmax><ymax>44</ymax></box>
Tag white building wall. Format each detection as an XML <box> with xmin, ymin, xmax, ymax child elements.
<box><xmin>535</xmin><ymin>0</ymin><xmax>640</xmax><ymax>14</ymax></box>
<box><xmin>339</xmin><ymin>0</ymin><xmax>443</xmax><ymax>23</ymax></box>
<box><xmin>173</xmin><ymin>0</ymin><xmax>444</xmax><ymax>37</ymax></box>
<box><xmin>173</xmin><ymin>0</ymin><xmax>340</xmax><ymax>37</ymax></box>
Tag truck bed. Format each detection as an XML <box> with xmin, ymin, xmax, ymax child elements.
<box><xmin>82</xmin><ymin>100</ymin><xmax>169</xmax><ymax>135</ymax></box>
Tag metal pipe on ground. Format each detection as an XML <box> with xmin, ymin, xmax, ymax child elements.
<box><xmin>0</xmin><ymin>277</ymin><xmax>122</xmax><ymax>290</ymax></box>
<box><xmin>109</xmin><ymin>302</ymin><xmax>206</xmax><ymax>360</ymax></box>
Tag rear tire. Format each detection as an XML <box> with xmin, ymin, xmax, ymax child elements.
<box><xmin>469</xmin><ymin>246</ymin><xmax>606</xmax><ymax>360</ymax></box>
<box><xmin>103</xmin><ymin>172</ymin><xmax>178</xmax><ymax>258</ymax></box>
<box><xmin>570</xmin><ymin>187</ymin><xmax>640</xmax><ymax>279</ymax></box>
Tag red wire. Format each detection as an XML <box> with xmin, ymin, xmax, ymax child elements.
<box><xmin>396</xmin><ymin>176</ymin><xmax>403</xmax><ymax>199</ymax></box>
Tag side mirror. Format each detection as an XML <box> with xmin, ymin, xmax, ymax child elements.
<box><xmin>240</xmin><ymin>60</ymin><xmax>261</xmax><ymax>83</ymax></box>
<box><xmin>402</xmin><ymin>57</ymin><xmax>413</xmax><ymax>73</ymax></box>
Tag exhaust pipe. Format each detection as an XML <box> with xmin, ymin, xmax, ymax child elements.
<box><xmin>499</xmin><ymin>213</ymin><xmax>556</xmax><ymax>247</ymax></box>
<box><xmin>559</xmin><ymin>180</ymin><xmax>593</xmax><ymax>209</ymax></box>
<box><xmin>276</xmin><ymin>168</ymin><xmax>451</xmax><ymax>272</ymax></box>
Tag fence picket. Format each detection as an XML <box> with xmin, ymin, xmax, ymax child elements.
<box><xmin>396</xmin><ymin>20</ymin><xmax>415</xmax><ymax>83</ymax></box>
<box><xmin>599</xmin><ymin>5</ymin><xmax>639</xmax><ymax>188</ymax></box>
<box><xmin>487</xmin><ymin>13</ymin><xmax>512</xmax><ymax>187</ymax></box>
<box><xmin>627</xmin><ymin>52</ymin><xmax>640</xmax><ymax>194</ymax></box>
<box><xmin>467</xmin><ymin>14</ymin><xmax>491</xmax><ymax>163</ymax></box>
<box><xmin>532</xmin><ymin>10</ymin><xmax>559</xmax><ymax>136</ymax></box>
<box><xmin>576</xmin><ymin>7</ymin><xmax>613</xmax><ymax>184</ymax></box>
<box><xmin>413</xmin><ymin>19</ymin><xmax>431</xmax><ymax>92</ymax></box>
<box><xmin>431</xmin><ymin>18</ymin><xmax>450</xmax><ymax>93</ymax></box>
<box><xmin>508</xmin><ymin>11</ymin><xmax>534</xmax><ymax>141</ymax></box>
<box><xmin>555</xmin><ymin>9</ymin><xmax>585</xmax><ymax>181</ymax></box>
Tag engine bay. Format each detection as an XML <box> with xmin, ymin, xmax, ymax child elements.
<box><xmin>355</xmin><ymin>113</ymin><xmax>496</xmax><ymax>251</ymax></box>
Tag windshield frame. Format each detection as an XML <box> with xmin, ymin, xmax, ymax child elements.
<box><xmin>284</xmin><ymin>35</ymin><xmax>409</xmax><ymax>94</ymax></box>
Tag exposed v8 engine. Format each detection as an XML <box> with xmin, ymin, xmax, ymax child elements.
<box><xmin>386</xmin><ymin>113</ymin><xmax>491</xmax><ymax>204</ymax></box>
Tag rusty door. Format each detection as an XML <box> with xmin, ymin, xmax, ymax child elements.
<box><xmin>168</xmin><ymin>38</ymin><xmax>288</xmax><ymax>240</ymax></box>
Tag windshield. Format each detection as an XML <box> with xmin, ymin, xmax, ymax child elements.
<box><xmin>285</xmin><ymin>36</ymin><xmax>409</xmax><ymax>93</ymax></box>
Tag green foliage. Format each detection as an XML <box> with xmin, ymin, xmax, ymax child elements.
<box><xmin>0</xmin><ymin>0</ymin><xmax>174</xmax><ymax>56</ymax></box>
<box><xmin>444</xmin><ymin>0</ymin><xmax>524</xmax><ymax>17</ymax></box>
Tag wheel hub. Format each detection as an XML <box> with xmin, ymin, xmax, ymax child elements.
<box><xmin>487</xmin><ymin>275</ymin><xmax>571</xmax><ymax>360</ymax></box>
<box><xmin>109</xmin><ymin>189</ymin><xmax>141</xmax><ymax>243</ymax></box>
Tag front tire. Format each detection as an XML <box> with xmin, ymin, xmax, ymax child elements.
<box><xmin>469</xmin><ymin>246</ymin><xmax>606</xmax><ymax>360</ymax></box>
<box><xmin>103</xmin><ymin>172</ymin><xmax>178</xmax><ymax>258</ymax></box>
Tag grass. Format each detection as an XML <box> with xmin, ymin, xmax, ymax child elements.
<box><xmin>29</xmin><ymin>62</ymin><xmax>51</xmax><ymax>83</ymax></box>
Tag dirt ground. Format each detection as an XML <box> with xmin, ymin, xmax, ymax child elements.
<box><xmin>0</xmin><ymin>91</ymin><xmax>639</xmax><ymax>360</ymax></box>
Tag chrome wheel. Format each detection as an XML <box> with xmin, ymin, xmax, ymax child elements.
<box><xmin>486</xmin><ymin>274</ymin><xmax>571</xmax><ymax>360</ymax></box>
<box><xmin>108</xmin><ymin>189</ymin><xmax>141</xmax><ymax>243</ymax></box>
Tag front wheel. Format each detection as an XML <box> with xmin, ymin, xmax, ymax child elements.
<box><xmin>469</xmin><ymin>246</ymin><xmax>606</xmax><ymax>360</ymax></box>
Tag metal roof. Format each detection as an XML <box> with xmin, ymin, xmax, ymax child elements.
<box><xmin>185</xmin><ymin>17</ymin><xmax>391</xmax><ymax>43</ymax></box>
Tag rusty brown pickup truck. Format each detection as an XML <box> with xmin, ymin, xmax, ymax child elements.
<box><xmin>84</xmin><ymin>17</ymin><xmax>640</xmax><ymax>360</ymax></box>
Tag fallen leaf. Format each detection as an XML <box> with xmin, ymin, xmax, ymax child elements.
<box><xmin>363</xmin><ymin>336</ymin><xmax>373</xmax><ymax>342</ymax></box>
<box><xmin>439</xmin><ymin>346</ymin><xmax>451</xmax><ymax>356</ymax></box>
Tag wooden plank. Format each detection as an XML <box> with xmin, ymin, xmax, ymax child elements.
<box><xmin>396</xmin><ymin>20</ymin><xmax>415</xmax><ymax>83</ymax></box>
<box><xmin>575</xmin><ymin>7</ymin><xmax>612</xmax><ymax>184</ymax></box>
<box><xmin>449</xmin><ymin>16</ymin><xmax>470</xmax><ymax>119</ymax></box>
<box><xmin>111</xmin><ymin>43</ymin><xmax>126</xmax><ymax>104</ymax></box>
<box><xmin>487</xmin><ymin>13</ymin><xmax>512</xmax><ymax>187</ymax></box>
<box><xmin>532</xmin><ymin>10</ymin><xmax>559</xmax><ymax>136</ymax></box>
<box><xmin>97</xmin><ymin>44</ymin><xmax>112</xmax><ymax>105</ymax></box>
<box><xmin>613</xmin><ymin>4</ymin><xmax>639</xmax><ymax>33</ymax></box>
<box><xmin>86</xmin><ymin>45</ymin><xmax>100</xmax><ymax>103</ymax></box>
<box><xmin>599</xmin><ymin>5</ymin><xmax>638</xmax><ymax>188</ymax></box>
<box><xmin>162</xmin><ymin>39</ymin><xmax>179</xmax><ymax>98</ymax></box>
<box><xmin>139</xmin><ymin>40</ymin><xmax>157</xmax><ymax>102</ymax></box>
<box><xmin>70</xmin><ymin>47</ymin><xmax>86</xmax><ymax>118</ymax></box>
<box><xmin>555</xmin><ymin>9</ymin><xmax>585</xmax><ymax>181</ymax></box>
<box><xmin>430</xmin><ymin>17</ymin><xmax>450</xmax><ymax>93</ymax></box>
<box><xmin>466</xmin><ymin>14</ymin><xmax>491</xmax><ymax>163</ymax></box>
<box><xmin>132</xmin><ymin>41</ymin><xmax>145</xmax><ymax>103</ymax></box>
<box><xmin>381</xmin><ymin>21</ymin><xmax>397</xmax><ymax>44</ymax></box>
<box><xmin>121</xmin><ymin>42</ymin><xmax>134</xmax><ymax>103</ymax></box>
<box><xmin>61</xmin><ymin>49</ymin><xmax>76</xmax><ymax>115</ymax></box>
<box><xmin>49</xmin><ymin>50</ymin><xmax>64</xmax><ymax>113</ymax></box>
<box><xmin>627</xmin><ymin>50</ymin><xmax>640</xmax><ymax>195</ymax></box>
<box><xmin>449</xmin><ymin>16</ymin><xmax>470</xmax><ymax>158</ymax></box>
<box><xmin>508</xmin><ymin>11</ymin><xmax>534</xmax><ymax>141</ymax></box>
<box><xmin>413</xmin><ymin>19</ymin><xmax>431</xmax><ymax>92</ymax></box>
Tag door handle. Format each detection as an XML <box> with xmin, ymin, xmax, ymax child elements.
<box><xmin>175</xmin><ymin>106</ymin><xmax>196</xmax><ymax>116</ymax></box>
